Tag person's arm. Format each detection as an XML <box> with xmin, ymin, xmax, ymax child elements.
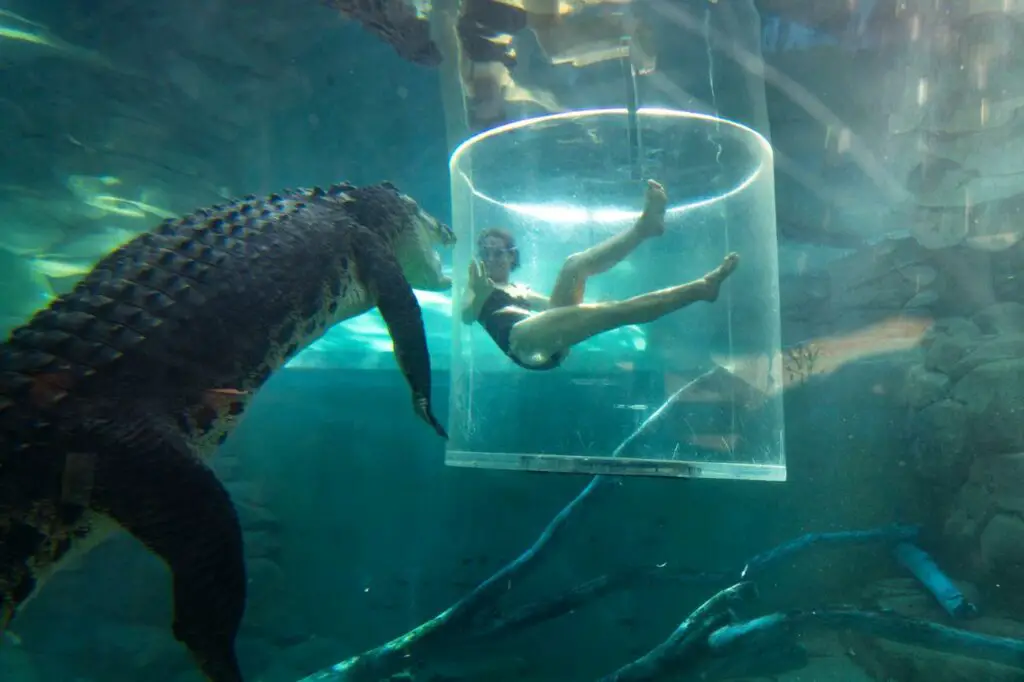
<box><xmin>461</xmin><ymin>288</ymin><xmax>480</xmax><ymax>324</ymax></box>
<box><xmin>520</xmin><ymin>288</ymin><xmax>550</xmax><ymax>311</ymax></box>
<box><xmin>461</xmin><ymin>260</ymin><xmax>493</xmax><ymax>324</ymax></box>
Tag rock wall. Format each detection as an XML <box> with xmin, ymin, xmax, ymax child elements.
<box><xmin>900</xmin><ymin>302</ymin><xmax>1024</xmax><ymax>595</ymax></box>
<box><xmin>777</xmin><ymin>235</ymin><xmax>1015</xmax><ymax>345</ymax></box>
<box><xmin>876</xmin><ymin>1</ymin><xmax>1024</xmax><ymax>595</ymax></box>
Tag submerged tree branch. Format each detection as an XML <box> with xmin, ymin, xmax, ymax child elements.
<box><xmin>469</xmin><ymin>523</ymin><xmax>920</xmax><ymax>645</ymax></box>
<box><xmin>297</xmin><ymin>522</ymin><xmax>922</xmax><ymax>681</ymax></box>
<box><xmin>295</xmin><ymin>361</ymin><xmax>928</xmax><ymax>682</ymax></box>
<box><xmin>695</xmin><ymin>606</ymin><xmax>1024</xmax><ymax>680</ymax></box>
<box><xmin>298</xmin><ymin>370</ymin><xmax>725</xmax><ymax>681</ymax></box>
<box><xmin>586</xmin><ymin>588</ymin><xmax>1024</xmax><ymax>682</ymax></box>
<box><xmin>595</xmin><ymin>582</ymin><xmax>758</xmax><ymax>682</ymax></box>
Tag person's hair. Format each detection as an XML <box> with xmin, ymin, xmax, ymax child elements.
<box><xmin>476</xmin><ymin>227</ymin><xmax>521</xmax><ymax>271</ymax></box>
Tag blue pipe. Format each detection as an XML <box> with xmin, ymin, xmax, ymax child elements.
<box><xmin>894</xmin><ymin>542</ymin><xmax>978</xmax><ymax>619</ymax></box>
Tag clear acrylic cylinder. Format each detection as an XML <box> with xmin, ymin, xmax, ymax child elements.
<box><xmin>445</xmin><ymin>107</ymin><xmax>785</xmax><ymax>481</ymax></box>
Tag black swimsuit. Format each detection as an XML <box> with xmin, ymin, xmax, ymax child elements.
<box><xmin>478</xmin><ymin>288</ymin><xmax>566</xmax><ymax>371</ymax></box>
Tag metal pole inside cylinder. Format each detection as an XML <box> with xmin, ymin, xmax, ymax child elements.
<box><xmin>621</xmin><ymin>36</ymin><xmax>643</xmax><ymax>181</ymax></box>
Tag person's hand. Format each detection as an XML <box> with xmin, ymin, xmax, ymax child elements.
<box><xmin>468</xmin><ymin>259</ymin><xmax>497</xmax><ymax>299</ymax></box>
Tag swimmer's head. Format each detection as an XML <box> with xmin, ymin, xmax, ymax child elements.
<box><xmin>477</xmin><ymin>228</ymin><xmax>520</xmax><ymax>282</ymax></box>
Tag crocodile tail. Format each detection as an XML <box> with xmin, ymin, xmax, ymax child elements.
<box><xmin>0</xmin><ymin>602</ymin><xmax>13</xmax><ymax>648</ymax></box>
<box><xmin>350</xmin><ymin>228</ymin><xmax>447</xmax><ymax>439</ymax></box>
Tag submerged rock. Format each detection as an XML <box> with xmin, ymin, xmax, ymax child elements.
<box><xmin>237</xmin><ymin>500</ymin><xmax>280</xmax><ymax>533</ymax></box>
<box><xmin>924</xmin><ymin>333</ymin><xmax>975</xmax><ymax>376</ymax></box>
<box><xmin>904</xmin><ymin>289</ymin><xmax>940</xmax><ymax>309</ymax></box>
<box><xmin>242</xmin><ymin>558</ymin><xmax>306</xmax><ymax>646</ymax></box>
<box><xmin>921</xmin><ymin>317</ymin><xmax>983</xmax><ymax>348</ymax></box>
<box><xmin>244</xmin><ymin>529</ymin><xmax>282</xmax><ymax>561</ymax></box>
<box><xmin>944</xmin><ymin>453</ymin><xmax>1024</xmax><ymax>590</ymax></box>
<box><xmin>947</xmin><ymin>334</ymin><xmax>1024</xmax><ymax>381</ymax></box>
<box><xmin>902</xmin><ymin>365</ymin><xmax>951</xmax><ymax>409</ymax></box>
<box><xmin>973</xmin><ymin>301</ymin><xmax>1024</xmax><ymax>335</ymax></box>
<box><xmin>979</xmin><ymin>514</ymin><xmax>1024</xmax><ymax>576</ymax></box>
<box><xmin>953</xmin><ymin>360</ymin><xmax>1024</xmax><ymax>455</ymax></box>
<box><xmin>909</xmin><ymin>399</ymin><xmax>969</xmax><ymax>482</ymax></box>
<box><xmin>907</xmin><ymin>314</ymin><xmax>1024</xmax><ymax>488</ymax></box>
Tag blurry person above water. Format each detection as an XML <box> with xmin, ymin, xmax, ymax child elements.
<box><xmin>323</xmin><ymin>0</ymin><xmax>657</xmax><ymax>131</ymax></box>
<box><xmin>460</xmin><ymin>180</ymin><xmax>740</xmax><ymax>370</ymax></box>
<box><xmin>455</xmin><ymin>0</ymin><xmax>657</xmax><ymax>129</ymax></box>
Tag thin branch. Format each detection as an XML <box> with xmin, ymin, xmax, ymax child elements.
<box><xmin>296</xmin><ymin>522</ymin><xmax>922</xmax><ymax>681</ymax></box>
<box><xmin>741</xmin><ymin>523</ymin><xmax>920</xmax><ymax>577</ymax></box>
<box><xmin>699</xmin><ymin>608</ymin><xmax>1024</xmax><ymax>677</ymax></box>
<box><xmin>595</xmin><ymin>582</ymin><xmax>758</xmax><ymax>682</ymax></box>
<box><xmin>472</xmin><ymin>568</ymin><xmax>657</xmax><ymax>641</ymax></box>
<box><xmin>591</xmin><ymin>592</ymin><xmax>1024</xmax><ymax>682</ymax></box>
<box><xmin>472</xmin><ymin>523</ymin><xmax>921</xmax><ymax>643</ymax></box>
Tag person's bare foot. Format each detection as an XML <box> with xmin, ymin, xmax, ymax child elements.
<box><xmin>635</xmin><ymin>179</ymin><xmax>668</xmax><ymax>239</ymax></box>
<box><xmin>701</xmin><ymin>252</ymin><xmax>740</xmax><ymax>301</ymax></box>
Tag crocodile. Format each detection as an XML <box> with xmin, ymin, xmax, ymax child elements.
<box><xmin>0</xmin><ymin>180</ymin><xmax>455</xmax><ymax>682</ymax></box>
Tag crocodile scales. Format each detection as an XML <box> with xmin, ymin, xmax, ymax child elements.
<box><xmin>0</xmin><ymin>180</ymin><xmax>454</xmax><ymax>682</ymax></box>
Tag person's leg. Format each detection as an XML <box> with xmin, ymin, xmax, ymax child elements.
<box><xmin>547</xmin><ymin>179</ymin><xmax>668</xmax><ymax>309</ymax></box>
<box><xmin>511</xmin><ymin>253</ymin><xmax>739</xmax><ymax>359</ymax></box>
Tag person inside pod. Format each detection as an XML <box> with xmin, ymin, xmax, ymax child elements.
<box><xmin>460</xmin><ymin>179</ymin><xmax>739</xmax><ymax>370</ymax></box>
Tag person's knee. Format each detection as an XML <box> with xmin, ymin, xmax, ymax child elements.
<box><xmin>508</xmin><ymin>320</ymin><xmax>534</xmax><ymax>351</ymax></box>
<box><xmin>561</xmin><ymin>252</ymin><xmax>587</xmax><ymax>278</ymax></box>
<box><xmin>509</xmin><ymin>318</ymin><xmax>552</xmax><ymax>355</ymax></box>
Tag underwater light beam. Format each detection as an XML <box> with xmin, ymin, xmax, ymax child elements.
<box><xmin>649</xmin><ymin>0</ymin><xmax>912</xmax><ymax>206</ymax></box>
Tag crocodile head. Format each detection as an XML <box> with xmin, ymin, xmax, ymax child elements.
<box><xmin>345</xmin><ymin>182</ymin><xmax>456</xmax><ymax>292</ymax></box>
<box><xmin>399</xmin><ymin>199</ymin><xmax>456</xmax><ymax>292</ymax></box>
